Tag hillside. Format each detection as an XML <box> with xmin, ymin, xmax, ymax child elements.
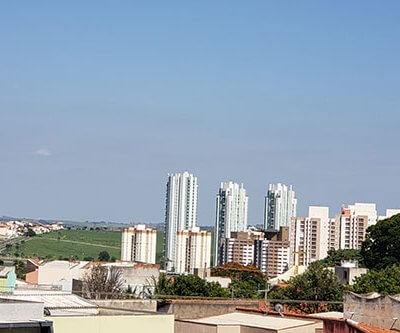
<box><xmin>4</xmin><ymin>229</ymin><xmax>165</xmax><ymax>262</ymax></box>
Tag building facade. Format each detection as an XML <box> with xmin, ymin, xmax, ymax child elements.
<box><xmin>214</xmin><ymin>182</ymin><xmax>248</xmax><ymax>266</ymax></box>
<box><xmin>164</xmin><ymin>172</ymin><xmax>198</xmax><ymax>271</ymax></box>
<box><xmin>121</xmin><ymin>224</ymin><xmax>157</xmax><ymax>264</ymax></box>
<box><xmin>328</xmin><ymin>217</ymin><xmax>340</xmax><ymax>251</ymax></box>
<box><xmin>218</xmin><ymin>230</ymin><xmax>263</xmax><ymax>267</ymax></box>
<box><xmin>334</xmin><ymin>203</ymin><xmax>377</xmax><ymax>250</ymax></box>
<box><xmin>175</xmin><ymin>227</ymin><xmax>211</xmax><ymax>274</ymax></box>
<box><xmin>254</xmin><ymin>227</ymin><xmax>290</xmax><ymax>278</ymax></box>
<box><xmin>290</xmin><ymin>206</ymin><xmax>329</xmax><ymax>267</ymax></box>
<box><xmin>264</xmin><ymin>183</ymin><xmax>297</xmax><ymax>230</ymax></box>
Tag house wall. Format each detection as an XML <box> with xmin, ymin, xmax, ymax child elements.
<box><xmin>159</xmin><ymin>300</ymin><xmax>259</xmax><ymax>319</ymax></box>
<box><xmin>281</xmin><ymin>323</ymin><xmax>323</xmax><ymax>333</ymax></box>
<box><xmin>51</xmin><ymin>314</ymin><xmax>174</xmax><ymax>333</ymax></box>
<box><xmin>219</xmin><ymin>325</ymin><xmax>240</xmax><ymax>333</ymax></box>
<box><xmin>323</xmin><ymin>319</ymin><xmax>360</xmax><ymax>333</ymax></box>
<box><xmin>344</xmin><ymin>292</ymin><xmax>400</xmax><ymax>330</ymax></box>
<box><xmin>93</xmin><ymin>299</ymin><xmax>157</xmax><ymax>312</ymax></box>
<box><xmin>240</xmin><ymin>327</ymin><xmax>275</xmax><ymax>333</ymax></box>
<box><xmin>175</xmin><ymin>321</ymin><xmax>217</xmax><ymax>333</ymax></box>
<box><xmin>25</xmin><ymin>270</ymin><xmax>38</xmax><ymax>284</ymax></box>
<box><xmin>0</xmin><ymin>302</ymin><xmax>43</xmax><ymax>321</ymax></box>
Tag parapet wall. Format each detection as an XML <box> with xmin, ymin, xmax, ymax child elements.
<box><xmin>344</xmin><ymin>292</ymin><xmax>400</xmax><ymax>330</ymax></box>
<box><xmin>158</xmin><ymin>299</ymin><xmax>259</xmax><ymax>319</ymax></box>
<box><xmin>93</xmin><ymin>299</ymin><xmax>157</xmax><ymax>313</ymax></box>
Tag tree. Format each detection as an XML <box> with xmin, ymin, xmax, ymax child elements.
<box><xmin>172</xmin><ymin>275</ymin><xmax>210</xmax><ymax>296</ymax></box>
<box><xmin>212</xmin><ymin>263</ymin><xmax>267</xmax><ymax>299</ymax></box>
<box><xmin>318</xmin><ymin>249</ymin><xmax>364</xmax><ymax>267</ymax></box>
<box><xmin>361</xmin><ymin>213</ymin><xmax>400</xmax><ymax>270</ymax></box>
<box><xmin>153</xmin><ymin>273</ymin><xmax>173</xmax><ymax>295</ymax></box>
<box><xmin>153</xmin><ymin>273</ymin><xmax>229</xmax><ymax>298</ymax></box>
<box><xmin>352</xmin><ymin>264</ymin><xmax>400</xmax><ymax>295</ymax></box>
<box><xmin>13</xmin><ymin>260</ymin><xmax>26</xmax><ymax>279</ymax></box>
<box><xmin>25</xmin><ymin>228</ymin><xmax>36</xmax><ymax>237</ymax></box>
<box><xmin>83</xmin><ymin>265</ymin><xmax>123</xmax><ymax>299</ymax></box>
<box><xmin>268</xmin><ymin>262</ymin><xmax>344</xmax><ymax>313</ymax></box>
<box><xmin>98</xmin><ymin>251</ymin><xmax>110</xmax><ymax>262</ymax></box>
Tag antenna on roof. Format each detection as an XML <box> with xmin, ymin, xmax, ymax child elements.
<box><xmin>274</xmin><ymin>304</ymin><xmax>284</xmax><ymax>317</ymax></box>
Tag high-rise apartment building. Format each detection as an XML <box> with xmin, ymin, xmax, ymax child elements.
<box><xmin>121</xmin><ymin>224</ymin><xmax>157</xmax><ymax>264</ymax></box>
<box><xmin>254</xmin><ymin>227</ymin><xmax>290</xmax><ymax>278</ymax></box>
<box><xmin>175</xmin><ymin>227</ymin><xmax>211</xmax><ymax>274</ymax></box>
<box><xmin>328</xmin><ymin>218</ymin><xmax>340</xmax><ymax>251</ymax></box>
<box><xmin>214</xmin><ymin>182</ymin><xmax>248</xmax><ymax>266</ymax></box>
<box><xmin>290</xmin><ymin>206</ymin><xmax>329</xmax><ymax>267</ymax></box>
<box><xmin>379</xmin><ymin>209</ymin><xmax>400</xmax><ymax>220</ymax></box>
<box><xmin>218</xmin><ymin>230</ymin><xmax>263</xmax><ymax>267</ymax></box>
<box><xmin>264</xmin><ymin>183</ymin><xmax>297</xmax><ymax>230</ymax></box>
<box><xmin>336</xmin><ymin>203</ymin><xmax>377</xmax><ymax>250</ymax></box>
<box><xmin>164</xmin><ymin>172</ymin><xmax>198</xmax><ymax>271</ymax></box>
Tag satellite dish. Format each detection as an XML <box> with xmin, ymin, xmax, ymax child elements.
<box><xmin>274</xmin><ymin>303</ymin><xmax>284</xmax><ymax>317</ymax></box>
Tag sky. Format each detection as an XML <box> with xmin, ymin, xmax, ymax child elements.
<box><xmin>1</xmin><ymin>1</ymin><xmax>400</xmax><ymax>225</ymax></box>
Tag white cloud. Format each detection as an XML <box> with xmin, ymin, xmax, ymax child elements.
<box><xmin>35</xmin><ymin>148</ymin><xmax>52</xmax><ymax>157</ymax></box>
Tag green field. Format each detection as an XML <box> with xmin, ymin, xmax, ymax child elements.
<box><xmin>4</xmin><ymin>229</ymin><xmax>165</xmax><ymax>262</ymax></box>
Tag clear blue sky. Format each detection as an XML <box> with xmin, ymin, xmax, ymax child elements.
<box><xmin>1</xmin><ymin>1</ymin><xmax>399</xmax><ymax>225</ymax></box>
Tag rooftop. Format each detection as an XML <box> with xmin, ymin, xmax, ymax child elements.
<box><xmin>0</xmin><ymin>291</ymin><xmax>98</xmax><ymax>315</ymax></box>
<box><xmin>182</xmin><ymin>312</ymin><xmax>318</xmax><ymax>330</ymax></box>
<box><xmin>0</xmin><ymin>266</ymin><xmax>15</xmax><ymax>277</ymax></box>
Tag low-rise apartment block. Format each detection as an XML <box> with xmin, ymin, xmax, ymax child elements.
<box><xmin>121</xmin><ymin>224</ymin><xmax>157</xmax><ymax>264</ymax></box>
<box><xmin>175</xmin><ymin>227</ymin><xmax>211</xmax><ymax>274</ymax></box>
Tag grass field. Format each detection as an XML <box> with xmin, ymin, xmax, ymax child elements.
<box><xmin>5</xmin><ymin>229</ymin><xmax>166</xmax><ymax>263</ymax></box>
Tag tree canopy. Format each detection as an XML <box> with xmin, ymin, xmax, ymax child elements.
<box><xmin>318</xmin><ymin>249</ymin><xmax>363</xmax><ymax>267</ymax></box>
<box><xmin>352</xmin><ymin>264</ymin><xmax>400</xmax><ymax>295</ymax></box>
<box><xmin>98</xmin><ymin>251</ymin><xmax>111</xmax><ymax>262</ymax></box>
<box><xmin>154</xmin><ymin>273</ymin><xmax>229</xmax><ymax>298</ymax></box>
<box><xmin>268</xmin><ymin>262</ymin><xmax>344</xmax><ymax>313</ymax></box>
<box><xmin>361</xmin><ymin>213</ymin><xmax>400</xmax><ymax>270</ymax></box>
<box><xmin>212</xmin><ymin>263</ymin><xmax>267</xmax><ymax>298</ymax></box>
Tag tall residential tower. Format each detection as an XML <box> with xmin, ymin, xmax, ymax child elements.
<box><xmin>214</xmin><ymin>182</ymin><xmax>248</xmax><ymax>266</ymax></box>
<box><xmin>264</xmin><ymin>183</ymin><xmax>297</xmax><ymax>230</ymax></box>
<box><xmin>164</xmin><ymin>172</ymin><xmax>198</xmax><ymax>271</ymax></box>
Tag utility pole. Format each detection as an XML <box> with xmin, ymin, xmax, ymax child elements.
<box><xmin>258</xmin><ymin>280</ymin><xmax>270</xmax><ymax>315</ymax></box>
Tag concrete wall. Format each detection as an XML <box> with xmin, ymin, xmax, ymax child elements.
<box><xmin>158</xmin><ymin>300</ymin><xmax>259</xmax><ymax>319</ymax></box>
<box><xmin>344</xmin><ymin>292</ymin><xmax>400</xmax><ymax>330</ymax></box>
<box><xmin>335</xmin><ymin>267</ymin><xmax>367</xmax><ymax>285</ymax></box>
<box><xmin>93</xmin><ymin>299</ymin><xmax>157</xmax><ymax>312</ymax></box>
<box><xmin>176</xmin><ymin>322</ymin><xmax>320</xmax><ymax>333</ymax></box>
<box><xmin>51</xmin><ymin>314</ymin><xmax>174</xmax><ymax>333</ymax></box>
<box><xmin>119</xmin><ymin>266</ymin><xmax>159</xmax><ymax>292</ymax></box>
<box><xmin>0</xmin><ymin>301</ymin><xmax>43</xmax><ymax>321</ymax></box>
<box><xmin>175</xmin><ymin>321</ymin><xmax>217</xmax><ymax>333</ymax></box>
<box><xmin>240</xmin><ymin>326</ymin><xmax>275</xmax><ymax>333</ymax></box>
<box><xmin>322</xmin><ymin>319</ymin><xmax>360</xmax><ymax>333</ymax></box>
<box><xmin>281</xmin><ymin>323</ymin><xmax>322</xmax><ymax>333</ymax></box>
<box><xmin>219</xmin><ymin>325</ymin><xmax>240</xmax><ymax>333</ymax></box>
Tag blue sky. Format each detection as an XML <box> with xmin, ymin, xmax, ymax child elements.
<box><xmin>1</xmin><ymin>1</ymin><xmax>399</xmax><ymax>225</ymax></box>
